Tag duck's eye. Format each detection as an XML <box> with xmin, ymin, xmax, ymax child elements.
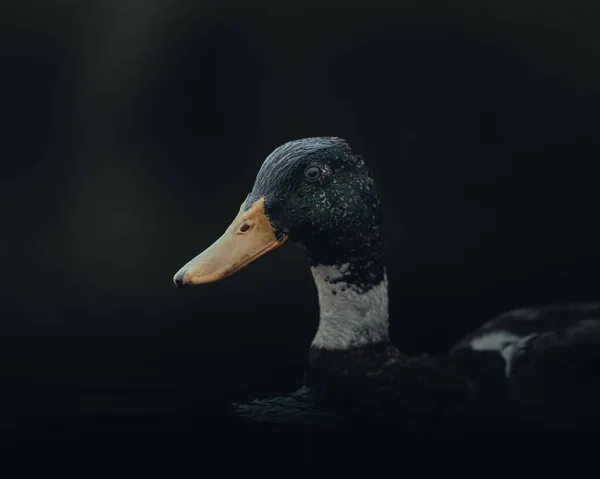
<box><xmin>304</xmin><ymin>166</ymin><xmax>323</xmax><ymax>182</ymax></box>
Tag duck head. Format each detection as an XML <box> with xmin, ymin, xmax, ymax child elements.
<box><xmin>173</xmin><ymin>137</ymin><xmax>384</xmax><ymax>291</ymax></box>
<box><xmin>174</xmin><ymin>137</ymin><xmax>390</xmax><ymax>349</ymax></box>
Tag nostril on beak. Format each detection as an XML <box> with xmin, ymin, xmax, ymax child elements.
<box><xmin>173</xmin><ymin>269</ymin><xmax>188</xmax><ymax>289</ymax></box>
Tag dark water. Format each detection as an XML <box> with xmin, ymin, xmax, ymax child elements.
<box><xmin>3</xmin><ymin>347</ymin><xmax>590</xmax><ymax>457</ymax></box>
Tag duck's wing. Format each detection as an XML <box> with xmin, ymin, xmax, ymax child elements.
<box><xmin>450</xmin><ymin>302</ymin><xmax>600</xmax><ymax>375</ymax></box>
<box><xmin>449</xmin><ymin>302</ymin><xmax>600</xmax><ymax>423</ymax></box>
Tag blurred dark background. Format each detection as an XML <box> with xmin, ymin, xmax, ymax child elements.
<box><xmin>1</xmin><ymin>0</ymin><xmax>600</xmax><ymax>445</ymax></box>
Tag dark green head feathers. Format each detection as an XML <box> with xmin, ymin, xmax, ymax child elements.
<box><xmin>246</xmin><ymin>137</ymin><xmax>384</xmax><ymax>280</ymax></box>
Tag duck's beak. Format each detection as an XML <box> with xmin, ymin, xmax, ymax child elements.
<box><xmin>173</xmin><ymin>197</ymin><xmax>288</xmax><ymax>288</ymax></box>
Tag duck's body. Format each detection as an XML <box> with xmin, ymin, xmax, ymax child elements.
<box><xmin>235</xmin><ymin>304</ymin><xmax>600</xmax><ymax>428</ymax></box>
<box><xmin>173</xmin><ymin>137</ymin><xmax>600</xmax><ymax>428</ymax></box>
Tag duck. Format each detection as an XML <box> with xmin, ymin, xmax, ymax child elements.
<box><xmin>173</xmin><ymin>137</ymin><xmax>600</xmax><ymax>429</ymax></box>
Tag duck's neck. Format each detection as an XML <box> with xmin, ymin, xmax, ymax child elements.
<box><xmin>309</xmin><ymin>260</ymin><xmax>390</xmax><ymax>350</ymax></box>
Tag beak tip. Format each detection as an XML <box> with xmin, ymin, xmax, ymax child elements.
<box><xmin>173</xmin><ymin>269</ymin><xmax>188</xmax><ymax>289</ymax></box>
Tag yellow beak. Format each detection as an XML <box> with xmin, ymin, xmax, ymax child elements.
<box><xmin>173</xmin><ymin>198</ymin><xmax>287</xmax><ymax>288</ymax></box>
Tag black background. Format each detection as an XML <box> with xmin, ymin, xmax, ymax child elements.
<box><xmin>2</xmin><ymin>0</ymin><xmax>600</xmax><ymax>451</ymax></box>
